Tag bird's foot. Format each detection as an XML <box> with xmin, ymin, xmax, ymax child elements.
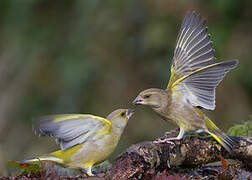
<box><xmin>154</xmin><ymin>138</ymin><xmax>176</xmax><ymax>145</ymax></box>
<box><xmin>155</xmin><ymin>128</ymin><xmax>184</xmax><ymax>144</ymax></box>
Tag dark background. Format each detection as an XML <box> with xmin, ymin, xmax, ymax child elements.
<box><xmin>0</xmin><ymin>0</ymin><xmax>251</xmax><ymax>175</ymax></box>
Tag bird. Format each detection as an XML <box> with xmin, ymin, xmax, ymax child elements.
<box><xmin>132</xmin><ymin>11</ymin><xmax>238</xmax><ymax>153</ymax></box>
<box><xmin>17</xmin><ymin>108</ymin><xmax>134</xmax><ymax>176</ymax></box>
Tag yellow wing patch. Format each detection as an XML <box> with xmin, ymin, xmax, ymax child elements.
<box><xmin>54</xmin><ymin>114</ymin><xmax>86</xmax><ymax>122</ymax></box>
<box><xmin>53</xmin><ymin>114</ymin><xmax>112</xmax><ymax>137</ymax></box>
<box><xmin>169</xmin><ymin>63</ymin><xmax>218</xmax><ymax>90</ymax></box>
<box><xmin>177</xmin><ymin>28</ymin><xmax>190</xmax><ymax>50</ymax></box>
<box><xmin>167</xmin><ymin>65</ymin><xmax>182</xmax><ymax>89</ymax></box>
<box><xmin>53</xmin><ymin>114</ymin><xmax>111</xmax><ymax>133</ymax></box>
<box><xmin>88</xmin><ymin>115</ymin><xmax>112</xmax><ymax>135</ymax></box>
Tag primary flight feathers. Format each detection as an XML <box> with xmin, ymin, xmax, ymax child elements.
<box><xmin>172</xmin><ymin>11</ymin><xmax>215</xmax><ymax>77</ymax></box>
<box><xmin>168</xmin><ymin>11</ymin><xmax>238</xmax><ymax>110</ymax></box>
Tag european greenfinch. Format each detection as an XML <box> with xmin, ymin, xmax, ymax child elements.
<box><xmin>18</xmin><ymin>108</ymin><xmax>134</xmax><ymax>176</ymax></box>
<box><xmin>133</xmin><ymin>11</ymin><xmax>238</xmax><ymax>152</ymax></box>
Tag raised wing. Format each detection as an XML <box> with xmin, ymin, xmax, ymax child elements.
<box><xmin>167</xmin><ymin>11</ymin><xmax>238</xmax><ymax>110</ymax></box>
<box><xmin>167</xmin><ymin>11</ymin><xmax>216</xmax><ymax>88</ymax></box>
<box><xmin>33</xmin><ymin>114</ymin><xmax>111</xmax><ymax>150</ymax></box>
<box><xmin>171</xmin><ymin>60</ymin><xmax>238</xmax><ymax>110</ymax></box>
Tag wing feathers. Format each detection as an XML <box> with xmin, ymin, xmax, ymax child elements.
<box><xmin>33</xmin><ymin>114</ymin><xmax>111</xmax><ymax>150</ymax></box>
<box><xmin>176</xmin><ymin>60</ymin><xmax>238</xmax><ymax>110</ymax></box>
<box><xmin>173</xmin><ymin>12</ymin><xmax>214</xmax><ymax>72</ymax></box>
<box><xmin>168</xmin><ymin>11</ymin><xmax>239</xmax><ymax>110</ymax></box>
<box><xmin>168</xmin><ymin>12</ymin><xmax>217</xmax><ymax>89</ymax></box>
<box><xmin>185</xmin><ymin>27</ymin><xmax>208</xmax><ymax>53</ymax></box>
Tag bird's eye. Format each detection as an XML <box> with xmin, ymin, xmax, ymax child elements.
<box><xmin>144</xmin><ymin>94</ymin><xmax>150</xmax><ymax>99</ymax></box>
<box><xmin>120</xmin><ymin>112</ymin><xmax>126</xmax><ymax>117</ymax></box>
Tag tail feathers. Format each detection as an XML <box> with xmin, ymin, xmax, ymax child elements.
<box><xmin>205</xmin><ymin>117</ymin><xmax>236</xmax><ymax>153</ymax></box>
<box><xmin>20</xmin><ymin>156</ymin><xmax>63</xmax><ymax>164</ymax></box>
<box><xmin>208</xmin><ymin>129</ymin><xmax>236</xmax><ymax>153</ymax></box>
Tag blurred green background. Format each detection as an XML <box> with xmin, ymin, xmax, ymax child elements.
<box><xmin>1</xmin><ymin>0</ymin><xmax>252</xmax><ymax>175</ymax></box>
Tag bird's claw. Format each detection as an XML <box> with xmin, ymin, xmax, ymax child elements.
<box><xmin>154</xmin><ymin>139</ymin><xmax>175</xmax><ymax>145</ymax></box>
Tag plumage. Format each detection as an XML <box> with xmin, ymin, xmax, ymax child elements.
<box><xmin>133</xmin><ymin>11</ymin><xmax>238</xmax><ymax>153</ymax></box>
<box><xmin>172</xmin><ymin>60</ymin><xmax>238</xmax><ymax>110</ymax></box>
<box><xmin>33</xmin><ymin>114</ymin><xmax>111</xmax><ymax>150</ymax></box>
<box><xmin>169</xmin><ymin>11</ymin><xmax>216</xmax><ymax>87</ymax></box>
<box><xmin>18</xmin><ymin>109</ymin><xmax>134</xmax><ymax>176</ymax></box>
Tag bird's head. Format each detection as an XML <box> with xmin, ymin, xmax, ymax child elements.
<box><xmin>107</xmin><ymin>109</ymin><xmax>134</xmax><ymax>128</ymax></box>
<box><xmin>132</xmin><ymin>88</ymin><xmax>168</xmax><ymax>108</ymax></box>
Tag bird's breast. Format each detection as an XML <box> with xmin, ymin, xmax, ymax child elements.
<box><xmin>154</xmin><ymin>90</ymin><xmax>205</xmax><ymax>130</ymax></box>
<box><xmin>70</xmin><ymin>134</ymin><xmax>119</xmax><ymax>168</ymax></box>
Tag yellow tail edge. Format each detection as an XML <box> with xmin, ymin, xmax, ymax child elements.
<box><xmin>205</xmin><ymin>117</ymin><xmax>235</xmax><ymax>153</ymax></box>
<box><xmin>208</xmin><ymin>131</ymin><xmax>225</xmax><ymax>147</ymax></box>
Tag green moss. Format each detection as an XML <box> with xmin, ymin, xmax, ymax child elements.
<box><xmin>227</xmin><ymin>121</ymin><xmax>252</xmax><ymax>136</ymax></box>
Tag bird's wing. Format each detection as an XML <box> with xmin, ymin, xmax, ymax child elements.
<box><xmin>171</xmin><ymin>60</ymin><xmax>238</xmax><ymax>110</ymax></box>
<box><xmin>33</xmin><ymin>114</ymin><xmax>112</xmax><ymax>150</ymax></box>
<box><xmin>167</xmin><ymin>11</ymin><xmax>238</xmax><ymax>110</ymax></box>
<box><xmin>167</xmin><ymin>11</ymin><xmax>216</xmax><ymax>88</ymax></box>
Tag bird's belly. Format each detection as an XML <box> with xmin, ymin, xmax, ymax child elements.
<box><xmin>161</xmin><ymin>99</ymin><xmax>205</xmax><ymax>131</ymax></box>
<box><xmin>70</xmin><ymin>135</ymin><xmax>118</xmax><ymax>169</ymax></box>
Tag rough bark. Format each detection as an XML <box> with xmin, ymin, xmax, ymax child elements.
<box><xmin>107</xmin><ymin>133</ymin><xmax>252</xmax><ymax>180</ymax></box>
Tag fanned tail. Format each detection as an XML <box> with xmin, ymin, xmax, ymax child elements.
<box><xmin>205</xmin><ymin>117</ymin><xmax>236</xmax><ymax>153</ymax></box>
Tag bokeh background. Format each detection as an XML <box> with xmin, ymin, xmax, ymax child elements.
<box><xmin>1</xmin><ymin>0</ymin><xmax>251</xmax><ymax>175</ymax></box>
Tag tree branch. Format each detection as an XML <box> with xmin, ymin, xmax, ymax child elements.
<box><xmin>108</xmin><ymin>133</ymin><xmax>252</xmax><ymax>180</ymax></box>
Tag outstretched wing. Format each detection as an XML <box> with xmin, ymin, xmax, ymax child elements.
<box><xmin>167</xmin><ymin>11</ymin><xmax>238</xmax><ymax>110</ymax></box>
<box><xmin>171</xmin><ymin>60</ymin><xmax>238</xmax><ymax>110</ymax></box>
<box><xmin>33</xmin><ymin>114</ymin><xmax>111</xmax><ymax>150</ymax></box>
<box><xmin>167</xmin><ymin>11</ymin><xmax>216</xmax><ymax>88</ymax></box>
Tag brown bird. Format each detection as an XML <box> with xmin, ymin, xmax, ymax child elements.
<box><xmin>133</xmin><ymin>11</ymin><xmax>238</xmax><ymax>152</ymax></box>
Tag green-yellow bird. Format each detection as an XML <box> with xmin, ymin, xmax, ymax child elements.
<box><xmin>133</xmin><ymin>11</ymin><xmax>238</xmax><ymax>152</ymax></box>
<box><xmin>18</xmin><ymin>108</ymin><xmax>134</xmax><ymax>176</ymax></box>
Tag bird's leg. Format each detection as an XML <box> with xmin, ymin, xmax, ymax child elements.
<box><xmin>171</xmin><ymin>128</ymin><xmax>185</xmax><ymax>140</ymax></box>
<box><xmin>154</xmin><ymin>128</ymin><xmax>185</xmax><ymax>144</ymax></box>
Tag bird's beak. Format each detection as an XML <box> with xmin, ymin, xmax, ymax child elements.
<box><xmin>126</xmin><ymin>109</ymin><xmax>134</xmax><ymax>119</ymax></box>
<box><xmin>132</xmin><ymin>96</ymin><xmax>144</xmax><ymax>105</ymax></box>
